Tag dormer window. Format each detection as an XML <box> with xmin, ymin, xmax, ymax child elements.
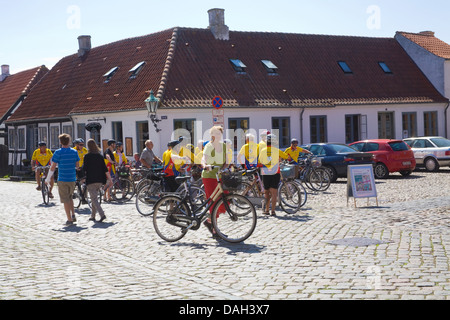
<box><xmin>378</xmin><ymin>62</ymin><xmax>392</xmax><ymax>74</ymax></box>
<box><xmin>338</xmin><ymin>61</ymin><xmax>353</xmax><ymax>74</ymax></box>
<box><xmin>229</xmin><ymin>59</ymin><xmax>247</xmax><ymax>73</ymax></box>
<box><xmin>129</xmin><ymin>61</ymin><xmax>146</xmax><ymax>79</ymax></box>
<box><xmin>103</xmin><ymin>66</ymin><xmax>119</xmax><ymax>83</ymax></box>
<box><xmin>261</xmin><ymin>60</ymin><xmax>278</xmax><ymax>74</ymax></box>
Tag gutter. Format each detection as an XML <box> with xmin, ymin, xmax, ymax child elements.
<box><xmin>300</xmin><ymin>107</ymin><xmax>305</xmax><ymax>145</ymax></box>
<box><xmin>445</xmin><ymin>101</ymin><xmax>450</xmax><ymax>138</ymax></box>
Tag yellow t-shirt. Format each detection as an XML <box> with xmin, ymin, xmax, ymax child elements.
<box><xmin>237</xmin><ymin>142</ymin><xmax>259</xmax><ymax>168</ymax></box>
<box><xmin>284</xmin><ymin>146</ymin><xmax>308</xmax><ymax>163</ymax></box>
<box><xmin>258</xmin><ymin>146</ymin><xmax>289</xmax><ymax>175</ymax></box>
<box><xmin>73</xmin><ymin>147</ymin><xmax>88</xmax><ymax>167</ymax></box>
<box><xmin>113</xmin><ymin>151</ymin><xmax>128</xmax><ymax>166</ymax></box>
<box><xmin>32</xmin><ymin>148</ymin><xmax>53</xmax><ymax>167</ymax></box>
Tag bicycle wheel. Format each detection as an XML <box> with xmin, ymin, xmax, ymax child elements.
<box><xmin>309</xmin><ymin>167</ymin><xmax>331</xmax><ymax>192</ymax></box>
<box><xmin>153</xmin><ymin>195</ymin><xmax>190</xmax><ymax>242</ymax></box>
<box><xmin>211</xmin><ymin>194</ymin><xmax>257</xmax><ymax>243</ymax></box>
<box><xmin>41</xmin><ymin>178</ymin><xmax>50</xmax><ymax>205</ymax></box>
<box><xmin>278</xmin><ymin>181</ymin><xmax>303</xmax><ymax>214</ymax></box>
<box><xmin>136</xmin><ymin>182</ymin><xmax>162</xmax><ymax>216</ymax></box>
<box><xmin>112</xmin><ymin>178</ymin><xmax>134</xmax><ymax>202</ymax></box>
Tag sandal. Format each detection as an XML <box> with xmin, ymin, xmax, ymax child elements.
<box><xmin>262</xmin><ymin>211</ymin><xmax>270</xmax><ymax>215</ymax></box>
<box><xmin>271</xmin><ymin>211</ymin><xmax>276</xmax><ymax>216</ymax></box>
<box><xmin>203</xmin><ymin>220</ymin><xmax>219</xmax><ymax>239</ymax></box>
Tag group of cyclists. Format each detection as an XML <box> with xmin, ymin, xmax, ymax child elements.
<box><xmin>31</xmin><ymin>128</ymin><xmax>312</xmax><ymax>223</ymax></box>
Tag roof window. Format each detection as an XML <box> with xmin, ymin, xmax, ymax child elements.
<box><xmin>229</xmin><ymin>59</ymin><xmax>247</xmax><ymax>73</ymax></box>
<box><xmin>338</xmin><ymin>61</ymin><xmax>353</xmax><ymax>74</ymax></box>
<box><xmin>103</xmin><ymin>66</ymin><xmax>119</xmax><ymax>83</ymax></box>
<box><xmin>378</xmin><ymin>62</ymin><xmax>392</xmax><ymax>74</ymax></box>
<box><xmin>129</xmin><ymin>61</ymin><xmax>146</xmax><ymax>79</ymax></box>
<box><xmin>261</xmin><ymin>60</ymin><xmax>278</xmax><ymax>74</ymax></box>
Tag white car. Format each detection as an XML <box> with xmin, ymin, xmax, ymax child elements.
<box><xmin>403</xmin><ymin>136</ymin><xmax>450</xmax><ymax>172</ymax></box>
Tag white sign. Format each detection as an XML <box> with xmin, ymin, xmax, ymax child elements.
<box><xmin>347</xmin><ymin>165</ymin><xmax>377</xmax><ymax>199</ymax></box>
<box><xmin>212</xmin><ymin>108</ymin><xmax>224</xmax><ymax>126</ymax></box>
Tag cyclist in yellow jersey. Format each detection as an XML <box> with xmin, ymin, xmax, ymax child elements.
<box><xmin>284</xmin><ymin>138</ymin><xmax>312</xmax><ymax>164</ymax></box>
<box><xmin>258</xmin><ymin>134</ymin><xmax>289</xmax><ymax>216</ymax></box>
<box><xmin>237</xmin><ymin>133</ymin><xmax>259</xmax><ymax>169</ymax></box>
<box><xmin>31</xmin><ymin>141</ymin><xmax>54</xmax><ymax>197</ymax></box>
<box><xmin>73</xmin><ymin>139</ymin><xmax>88</xmax><ymax>180</ymax></box>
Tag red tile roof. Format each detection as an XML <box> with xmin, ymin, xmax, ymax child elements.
<box><xmin>397</xmin><ymin>31</ymin><xmax>450</xmax><ymax>59</ymax></box>
<box><xmin>6</xmin><ymin>28</ymin><xmax>447</xmax><ymax>123</ymax></box>
<box><xmin>0</xmin><ymin>66</ymin><xmax>48</xmax><ymax>121</ymax></box>
<box><xmin>161</xmin><ymin>29</ymin><xmax>447</xmax><ymax>108</ymax></box>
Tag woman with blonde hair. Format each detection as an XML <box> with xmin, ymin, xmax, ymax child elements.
<box><xmin>82</xmin><ymin>139</ymin><xmax>113</xmax><ymax>222</ymax></box>
<box><xmin>201</xmin><ymin>126</ymin><xmax>229</xmax><ymax>238</ymax></box>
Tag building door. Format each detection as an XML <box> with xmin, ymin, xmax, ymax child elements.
<box><xmin>26</xmin><ymin>124</ymin><xmax>38</xmax><ymax>160</ymax></box>
<box><xmin>136</xmin><ymin>121</ymin><xmax>149</xmax><ymax>155</ymax></box>
<box><xmin>378</xmin><ymin>112</ymin><xmax>395</xmax><ymax>139</ymax></box>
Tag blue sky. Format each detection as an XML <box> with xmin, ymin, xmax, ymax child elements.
<box><xmin>1</xmin><ymin>0</ymin><xmax>449</xmax><ymax>74</ymax></box>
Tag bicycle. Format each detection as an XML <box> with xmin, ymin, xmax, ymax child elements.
<box><xmin>35</xmin><ymin>165</ymin><xmax>51</xmax><ymax>205</ymax></box>
<box><xmin>295</xmin><ymin>154</ymin><xmax>331</xmax><ymax>192</ymax></box>
<box><xmin>73</xmin><ymin>177</ymin><xmax>103</xmax><ymax>209</ymax></box>
<box><xmin>109</xmin><ymin>165</ymin><xmax>135</xmax><ymax>202</ymax></box>
<box><xmin>238</xmin><ymin>166</ymin><xmax>307</xmax><ymax>214</ymax></box>
<box><xmin>152</xmin><ymin>167</ymin><xmax>257</xmax><ymax>243</ymax></box>
<box><xmin>136</xmin><ymin>167</ymin><xmax>205</xmax><ymax>217</ymax></box>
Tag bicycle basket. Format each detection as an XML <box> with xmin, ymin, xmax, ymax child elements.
<box><xmin>280</xmin><ymin>164</ymin><xmax>296</xmax><ymax>180</ymax></box>
<box><xmin>311</xmin><ymin>157</ymin><xmax>322</xmax><ymax>168</ymax></box>
<box><xmin>221</xmin><ymin>171</ymin><xmax>242</xmax><ymax>191</ymax></box>
<box><xmin>117</xmin><ymin>166</ymin><xmax>130</xmax><ymax>177</ymax></box>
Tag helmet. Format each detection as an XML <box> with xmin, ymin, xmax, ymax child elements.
<box><xmin>168</xmin><ymin>140</ymin><xmax>180</xmax><ymax>148</ymax></box>
<box><xmin>107</xmin><ymin>139</ymin><xmax>116</xmax><ymax>146</ymax></box>
<box><xmin>74</xmin><ymin>138</ymin><xmax>84</xmax><ymax>144</ymax></box>
<box><xmin>291</xmin><ymin>138</ymin><xmax>298</xmax><ymax>144</ymax></box>
<box><xmin>116</xmin><ymin>142</ymin><xmax>123</xmax><ymax>147</ymax></box>
<box><xmin>38</xmin><ymin>141</ymin><xmax>47</xmax><ymax>147</ymax></box>
<box><xmin>266</xmin><ymin>134</ymin><xmax>277</xmax><ymax>144</ymax></box>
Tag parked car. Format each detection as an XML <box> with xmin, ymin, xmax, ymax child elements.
<box><xmin>349</xmin><ymin>139</ymin><xmax>416</xmax><ymax>179</ymax></box>
<box><xmin>403</xmin><ymin>136</ymin><xmax>450</xmax><ymax>172</ymax></box>
<box><xmin>301</xmin><ymin>143</ymin><xmax>374</xmax><ymax>182</ymax></box>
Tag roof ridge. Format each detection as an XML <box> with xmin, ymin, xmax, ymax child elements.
<box><xmin>157</xmin><ymin>27</ymin><xmax>179</xmax><ymax>103</ymax></box>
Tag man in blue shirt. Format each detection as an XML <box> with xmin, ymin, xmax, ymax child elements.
<box><xmin>46</xmin><ymin>133</ymin><xmax>80</xmax><ymax>226</ymax></box>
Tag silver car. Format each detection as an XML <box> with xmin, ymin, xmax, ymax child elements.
<box><xmin>403</xmin><ymin>136</ymin><xmax>450</xmax><ymax>172</ymax></box>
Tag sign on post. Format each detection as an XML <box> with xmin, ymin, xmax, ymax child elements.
<box><xmin>212</xmin><ymin>96</ymin><xmax>224</xmax><ymax>126</ymax></box>
<box><xmin>347</xmin><ymin>165</ymin><xmax>378</xmax><ymax>207</ymax></box>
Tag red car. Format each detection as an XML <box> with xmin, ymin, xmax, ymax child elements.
<box><xmin>349</xmin><ymin>139</ymin><xmax>416</xmax><ymax>179</ymax></box>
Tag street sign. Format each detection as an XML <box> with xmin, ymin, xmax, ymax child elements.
<box><xmin>212</xmin><ymin>96</ymin><xmax>223</xmax><ymax>109</ymax></box>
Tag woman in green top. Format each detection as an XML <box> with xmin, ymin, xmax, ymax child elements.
<box><xmin>201</xmin><ymin>126</ymin><xmax>229</xmax><ymax>238</ymax></box>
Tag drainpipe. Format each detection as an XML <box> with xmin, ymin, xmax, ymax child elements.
<box><xmin>300</xmin><ymin>107</ymin><xmax>305</xmax><ymax>145</ymax></box>
<box><xmin>445</xmin><ymin>102</ymin><xmax>450</xmax><ymax>139</ymax></box>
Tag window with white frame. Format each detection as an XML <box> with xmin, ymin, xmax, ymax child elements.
<box><xmin>50</xmin><ymin>126</ymin><xmax>60</xmax><ymax>149</ymax></box>
<box><xmin>18</xmin><ymin>128</ymin><xmax>25</xmax><ymax>149</ymax></box>
<box><xmin>62</xmin><ymin>125</ymin><xmax>73</xmax><ymax>141</ymax></box>
<box><xmin>38</xmin><ymin>127</ymin><xmax>48</xmax><ymax>144</ymax></box>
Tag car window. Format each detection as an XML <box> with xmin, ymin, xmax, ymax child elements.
<box><xmin>412</xmin><ymin>140</ymin><xmax>426</xmax><ymax>148</ymax></box>
<box><xmin>350</xmin><ymin>143</ymin><xmax>364</xmax><ymax>151</ymax></box>
<box><xmin>367</xmin><ymin>143</ymin><xmax>379</xmax><ymax>152</ymax></box>
<box><xmin>310</xmin><ymin>145</ymin><xmax>326</xmax><ymax>156</ymax></box>
<box><xmin>430</xmin><ymin>138</ymin><xmax>450</xmax><ymax>148</ymax></box>
<box><xmin>328</xmin><ymin>144</ymin><xmax>357</xmax><ymax>153</ymax></box>
<box><xmin>389</xmin><ymin>141</ymin><xmax>409</xmax><ymax>151</ymax></box>
<box><xmin>404</xmin><ymin>140</ymin><xmax>413</xmax><ymax>147</ymax></box>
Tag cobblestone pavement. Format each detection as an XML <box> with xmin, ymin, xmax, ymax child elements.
<box><xmin>1</xmin><ymin>170</ymin><xmax>449</xmax><ymax>300</ymax></box>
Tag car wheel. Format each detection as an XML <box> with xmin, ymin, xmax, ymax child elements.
<box><xmin>374</xmin><ymin>163</ymin><xmax>389</xmax><ymax>179</ymax></box>
<box><xmin>424</xmin><ymin>157</ymin><xmax>439</xmax><ymax>172</ymax></box>
<box><xmin>324</xmin><ymin>166</ymin><xmax>338</xmax><ymax>183</ymax></box>
<box><xmin>399</xmin><ymin>170</ymin><xmax>412</xmax><ymax>177</ymax></box>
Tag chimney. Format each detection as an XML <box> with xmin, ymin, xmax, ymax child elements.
<box><xmin>77</xmin><ymin>35</ymin><xmax>92</xmax><ymax>57</ymax></box>
<box><xmin>419</xmin><ymin>31</ymin><xmax>435</xmax><ymax>37</ymax></box>
<box><xmin>1</xmin><ymin>65</ymin><xmax>10</xmax><ymax>82</ymax></box>
<box><xmin>208</xmin><ymin>8</ymin><xmax>229</xmax><ymax>40</ymax></box>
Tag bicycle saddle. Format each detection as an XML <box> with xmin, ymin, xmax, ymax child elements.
<box><xmin>175</xmin><ymin>176</ymin><xmax>190</xmax><ymax>184</ymax></box>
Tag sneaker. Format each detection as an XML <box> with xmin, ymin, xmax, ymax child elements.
<box><xmin>72</xmin><ymin>215</ymin><xmax>77</xmax><ymax>222</ymax></box>
<box><xmin>65</xmin><ymin>220</ymin><xmax>74</xmax><ymax>226</ymax></box>
<box><xmin>98</xmin><ymin>215</ymin><xmax>106</xmax><ymax>223</ymax></box>
<box><xmin>36</xmin><ymin>186</ymin><xmax>42</xmax><ymax>191</ymax></box>
<box><xmin>48</xmin><ymin>192</ymin><xmax>54</xmax><ymax>199</ymax></box>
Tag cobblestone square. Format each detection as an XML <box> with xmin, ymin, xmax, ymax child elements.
<box><xmin>0</xmin><ymin>170</ymin><xmax>449</xmax><ymax>300</ymax></box>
